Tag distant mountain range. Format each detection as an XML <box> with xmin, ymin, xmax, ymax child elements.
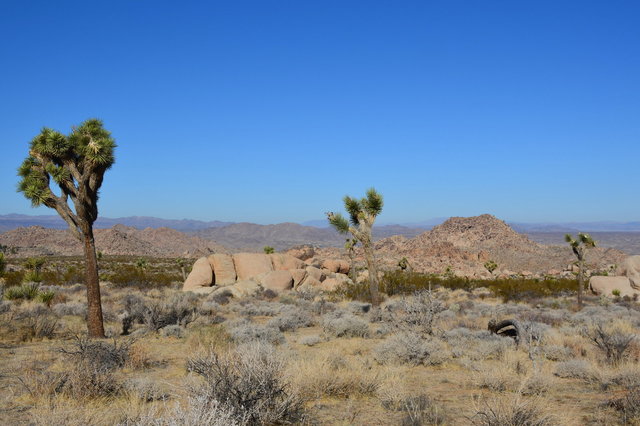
<box><xmin>0</xmin><ymin>214</ymin><xmax>233</xmax><ymax>233</ymax></box>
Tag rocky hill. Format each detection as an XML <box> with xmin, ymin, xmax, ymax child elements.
<box><xmin>0</xmin><ymin>225</ymin><xmax>228</xmax><ymax>258</ymax></box>
<box><xmin>313</xmin><ymin>214</ymin><xmax>627</xmax><ymax>277</ymax></box>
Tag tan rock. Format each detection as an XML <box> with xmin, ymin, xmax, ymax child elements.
<box><xmin>619</xmin><ymin>255</ymin><xmax>640</xmax><ymax>290</ymax></box>
<box><xmin>234</xmin><ymin>279</ymin><xmax>261</xmax><ymax>297</ymax></box>
<box><xmin>290</xmin><ymin>269</ymin><xmax>308</xmax><ymax>288</ymax></box>
<box><xmin>233</xmin><ymin>253</ymin><xmax>273</xmax><ymax>280</ymax></box>
<box><xmin>323</xmin><ymin>259</ymin><xmax>342</xmax><ymax>273</ymax></box>
<box><xmin>270</xmin><ymin>253</ymin><xmax>305</xmax><ymax>271</ymax></box>
<box><xmin>260</xmin><ymin>270</ymin><xmax>294</xmax><ymax>293</ymax></box>
<box><xmin>338</xmin><ymin>260</ymin><xmax>350</xmax><ymax>275</ymax></box>
<box><xmin>183</xmin><ymin>257</ymin><xmax>213</xmax><ymax>290</ymax></box>
<box><xmin>590</xmin><ymin>276</ymin><xmax>637</xmax><ymax>297</ymax></box>
<box><xmin>299</xmin><ymin>275</ymin><xmax>322</xmax><ymax>288</ymax></box>
<box><xmin>318</xmin><ymin>273</ymin><xmax>352</xmax><ymax>292</ymax></box>
<box><xmin>286</xmin><ymin>246</ymin><xmax>315</xmax><ymax>261</ymax></box>
<box><xmin>305</xmin><ymin>266</ymin><xmax>326</xmax><ymax>282</ymax></box>
<box><xmin>207</xmin><ymin>253</ymin><xmax>236</xmax><ymax>286</ymax></box>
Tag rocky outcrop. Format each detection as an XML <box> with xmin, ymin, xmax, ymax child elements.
<box><xmin>618</xmin><ymin>255</ymin><xmax>640</xmax><ymax>290</ymax></box>
<box><xmin>183</xmin><ymin>257</ymin><xmax>213</xmax><ymax>290</ymax></box>
<box><xmin>233</xmin><ymin>253</ymin><xmax>273</xmax><ymax>280</ymax></box>
<box><xmin>208</xmin><ymin>253</ymin><xmax>236</xmax><ymax>285</ymax></box>
<box><xmin>183</xmin><ymin>251</ymin><xmax>352</xmax><ymax>298</ymax></box>
<box><xmin>590</xmin><ymin>276</ymin><xmax>637</xmax><ymax>298</ymax></box>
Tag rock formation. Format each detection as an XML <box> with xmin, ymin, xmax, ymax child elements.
<box><xmin>182</xmin><ymin>252</ymin><xmax>352</xmax><ymax>298</ymax></box>
<box><xmin>590</xmin><ymin>255</ymin><xmax>640</xmax><ymax>298</ymax></box>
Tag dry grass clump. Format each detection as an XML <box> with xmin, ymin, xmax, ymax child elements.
<box><xmin>553</xmin><ymin>359</ymin><xmax>596</xmax><ymax>381</ymax></box>
<box><xmin>608</xmin><ymin>386</ymin><xmax>640</xmax><ymax>424</ymax></box>
<box><xmin>289</xmin><ymin>352</ymin><xmax>381</xmax><ymax>399</ymax></box>
<box><xmin>374</xmin><ymin>332</ymin><xmax>450</xmax><ymax>366</ymax></box>
<box><xmin>224</xmin><ymin>318</ymin><xmax>285</xmax><ymax>345</ymax></box>
<box><xmin>470</xmin><ymin>393</ymin><xmax>556</xmax><ymax>425</ymax></box>
<box><xmin>381</xmin><ymin>394</ymin><xmax>447</xmax><ymax>425</ymax></box>
<box><xmin>0</xmin><ymin>303</ymin><xmax>60</xmax><ymax>341</ymax></box>
<box><xmin>321</xmin><ymin>309</ymin><xmax>370</xmax><ymax>338</ymax></box>
<box><xmin>186</xmin><ymin>342</ymin><xmax>304</xmax><ymax>425</ymax></box>
<box><xmin>583</xmin><ymin>321</ymin><xmax>637</xmax><ymax>365</ymax></box>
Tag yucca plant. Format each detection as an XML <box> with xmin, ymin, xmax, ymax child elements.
<box><xmin>17</xmin><ymin>119</ymin><xmax>116</xmax><ymax>337</ymax></box>
<box><xmin>565</xmin><ymin>233</ymin><xmax>596</xmax><ymax>308</ymax></box>
<box><xmin>38</xmin><ymin>290</ymin><xmax>56</xmax><ymax>307</ymax></box>
<box><xmin>327</xmin><ymin>188</ymin><xmax>384</xmax><ymax>305</ymax></box>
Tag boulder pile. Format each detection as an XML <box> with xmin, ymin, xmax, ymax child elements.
<box><xmin>590</xmin><ymin>255</ymin><xmax>640</xmax><ymax>298</ymax></box>
<box><xmin>182</xmin><ymin>252</ymin><xmax>353</xmax><ymax>298</ymax></box>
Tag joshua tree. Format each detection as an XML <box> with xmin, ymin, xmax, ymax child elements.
<box><xmin>263</xmin><ymin>246</ymin><xmax>275</xmax><ymax>254</ymax></box>
<box><xmin>23</xmin><ymin>257</ymin><xmax>46</xmax><ymax>283</ymax></box>
<box><xmin>327</xmin><ymin>188</ymin><xmax>383</xmax><ymax>306</ymax></box>
<box><xmin>176</xmin><ymin>257</ymin><xmax>188</xmax><ymax>281</ymax></box>
<box><xmin>17</xmin><ymin>118</ymin><xmax>116</xmax><ymax>337</ymax></box>
<box><xmin>484</xmin><ymin>260</ymin><xmax>498</xmax><ymax>275</ymax></box>
<box><xmin>565</xmin><ymin>233</ymin><xmax>596</xmax><ymax>308</ymax></box>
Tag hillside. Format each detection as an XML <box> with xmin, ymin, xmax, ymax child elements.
<box><xmin>0</xmin><ymin>225</ymin><xmax>228</xmax><ymax>258</ymax></box>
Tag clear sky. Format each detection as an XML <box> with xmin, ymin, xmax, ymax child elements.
<box><xmin>1</xmin><ymin>0</ymin><xmax>638</xmax><ymax>225</ymax></box>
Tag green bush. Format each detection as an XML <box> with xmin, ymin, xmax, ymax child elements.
<box><xmin>4</xmin><ymin>283</ymin><xmax>41</xmax><ymax>301</ymax></box>
<box><xmin>106</xmin><ymin>264</ymin><xmax>178</xmax><ymax>288</ymax></box>
<box><xmin>333</xmin><ymin>271</ymin><xmax>578</xmax><ymax>303</ymax></box>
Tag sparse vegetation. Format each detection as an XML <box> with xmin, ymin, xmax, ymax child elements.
<box><xmin>0</xmin><ymin>254</ymin><xmax>638</xmax><ymax>424</ymax></box>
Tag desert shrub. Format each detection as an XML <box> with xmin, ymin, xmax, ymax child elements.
<box><xmin>107</xmin><ymin>264</ymin><xmax>179</xmax><ymax>288</ymax></box>
<box><xmin>381</xmin><ymin>394</ymin><xmax>446</xmax><ymax>426</ymax></box>
<box><xmin>225</xmin><ymin>318</ymin><xmax>285</xmax><ymax>345</ymax></box>
<box><xmin>474</xmin><ymin>368</ymin><xmax>517</xmax><ymax>392</ymax></box>
<box><xmin>143</xmin><ymin>293</ymin><xmax>199</xmax><ymax>331</ymax></box>
<box><xmin>470</xmin><ymin>394</ymin><xmax>555</xmax><ymax>425</ymax></box>
<box><xmin>4</xmin><ymin>282</ymin><xmax>41</xmax><ymax>301</ymax></box>
<box><xmin>235</xmin><ymin>300</ymin><xmax>288</xmax><ymax>317</ymax></box>
<box><xmin>608</xmin><ymin>386</ymin><xmax>640</xmax><ymax>423</ymax></box>
<box><xmin>53</xmin><ymin>301</ymin><xmax>87</xmax><ymax>317</ymax></box>
<box><xmin>160</xmin><ymin>324</ymin><xmax>186</xmax><ymax>338</ymax></box>
<box><xmin>10</xmin><ymin>305</ymin><xmax>59</xmax><ymax>341</ymax></box>
<box><xmin>393</xmin><ymin>290</ymin><xmax>447</xmax><ymax>336</ymax></box>
<box><xmin>267</xmin><ymin>306</ymin><xmax>314</xmax><ymax>331</ymax></box>
<box><xmin>348</xmin><ymin>301</ymin><xmax>372</xmax><ymax>314</ymax></box>
<box><xmin>3</xmin><ymin>270</ymin><xmax>25</xmax><ymax>287</ymax></box>
<box><xmin>130</xmin><ymin>394</ymin><xmax>243</xmax><ymax>426</ymax></box>
<box><xmin>444</xmin><ymin>328</ymin><xmax>512</xmax><ymax>360</ymax></box>
<box><xmin>187</xmin><ymin>324</ymin><xmax>234</xmax><ymax>351</ymax></box>
<box><xmin>290</xmin><ymin>353</ymin><xmax>380</xmax><ymax>398</ymax></box>
<box><xmin>37</xmin><ymin>289</ymin><xmax>56</xmax><ymax>306</ymax></box>
<box><xmin>520</xmin><ymin>374</ymin><xmax>552</xmax><ymax>396</ymax></box>
<box><xmin>583</xmin><ymin>322</ymin><xmax>637</xmax><ymax>365</ymax></box>
<box><xmin>298</xmin><ymin>335</ymin><xmax>322</xmax><ymax>346</ymax></box>
<box><xmin>210</xmin><ymin>289</ymin><xmax>233</xmax><ymax>305</ymax></box>
<box><xmin>186</xmin><ymin>342</ymin><xmax>304</xmax><ymax>424</ymax></box>
<box><xmin>0</xmin><ymin>300</ymin><xmax>11</xmax><ymax>314</ymax></box>
<box><xmin>124</xmin><ymin>377</ymin><xmax>169</xmax><ymax>402</ymax></box>
<box><xmin>541</xmin><ymin>344</ymin><xmax>572</xmax><ymax>361</ymax></box>
<box><xmin>375</xmin><ymin>332</ymin><xmax>449</xmax><ymax>366</ymax></box>
<box><xmin>553</xmin><ymin>359</ymin><xmax>595</xmax><ymax>380</ymax></box>
<box><xmin>60</xmin><ymin>363</ymin><xmax>123</xmax><ymax>399</ymax></box>
<box><xmin>322</xmin><ymin>310</ymin><xmax>370</xmax><ymax>338</ymax></box>
<box><xmin>60</xmin><ymin>336</ymin><xmax>132</xmax><ymax>371</ymax></box>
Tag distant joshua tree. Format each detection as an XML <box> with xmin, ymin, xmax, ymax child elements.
<box><xmin>484</xmin><ymin>260</ymin><xmax>498</xmax><ymax>275</ymax></box>
<box><xmin>327</xmin><ymin>188</ymin><xmax>383</xmax><ymax>306</ymax></box>
<box><xmin>17</xmin><ymin>118</ymin><xmax>116</xmax><ymax>337</ymax></box>
<box><xmin>565</xmin><ymin>233</ymin><xmax>596</xmax><ymax>308</ymax></box>
<box><xmin>263</xmin><ymin>246</ymin><xmax>275</xmax><ymax>254</ymax></box>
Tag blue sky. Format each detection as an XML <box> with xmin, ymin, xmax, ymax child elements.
<box><xmin>1</xmin><ymin>1</ymin><xmax>638</xmax><ymax>224</ymax></box>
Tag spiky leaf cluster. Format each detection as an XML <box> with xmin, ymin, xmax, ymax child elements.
<box><xmin>17</xmin><ymin>119</ymin><xmax>116</xmax><ymax>240</ymax></box>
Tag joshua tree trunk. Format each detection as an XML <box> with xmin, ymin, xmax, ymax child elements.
<box><xmin>577</xmin><ymin>256</ymin><xmax>584</xmax><ymax>308</ymax></box>
<box><xmin>363</xmin><ymin>242</ymin><xmax>380</xmax><ymax>306</ymax></box>
<box><xmin>83</xmin><ymin>228</ymin><xmax>105</xmax><ymax>338</ymax></box>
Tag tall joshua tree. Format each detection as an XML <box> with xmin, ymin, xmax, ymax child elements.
<box><xmin>18</xmin><ymin>119</ymin><xmax>116</xmax><ymax>337</ymax></box>
<box><xmin>327</xmin><ymin>188</ymin><xmax>383</xmax><ymax>306</ymax></box>
<box><xmin>565</xmin><ymin>233</ymin><xmax>596</xmax><ymax>308</ymax></box>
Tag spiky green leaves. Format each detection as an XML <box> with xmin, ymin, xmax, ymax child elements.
<box><xmin>363</xmin><ymin>188</ymin><xmax>383</xmax><ymax>217</ymax></box>
<box><xmin>17</xmin><ymin>156</ymin><xmax>52</xmax><ymax>207</ymax></box>
<box><xmin>565</xmin><ymin>233</ymin><xmax>596</xmax><ymax>248</ymax></box>
<box><xmin>68</xmin><ymin>118</ymin><xmax>116</xmax><ymax>168</ymax></box>
<box><xmin>327</xmin><ymin>212</ymin><xmax>350</xmax><ymax>234</ymax></box>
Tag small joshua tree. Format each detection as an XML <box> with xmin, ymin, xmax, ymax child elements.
<box><xmin>565</xmin><ymin>233</ymin><xmax>596</xmax><ymax>308</ymax></box>
<box><xmin>484</xmin><ymin>260</ymin><xmax>498</xmax><ymax>275</ymax></box>
<box><xmin>17</xmin><ymin>118</ymin><xmax>116</xmax><ymax>337</ymax></box>
<box><xmin>176</xmin><ymin>258</ymin><xmax>188</xmax><ymax>281</ymax></box>
<box><xmin>327</xmin><ymin>188</ymin><xmax>383</xmax><ymax>306</ymax></box>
